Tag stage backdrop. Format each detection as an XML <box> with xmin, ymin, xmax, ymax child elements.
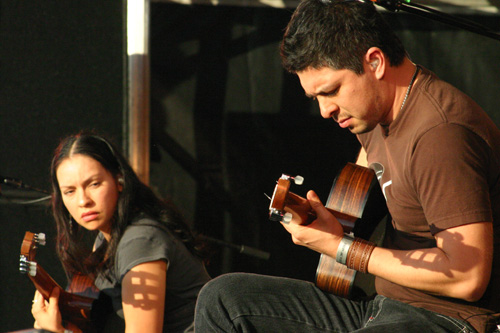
<box><xmin>0</xmin><ymin>1</ymin><xmax>125</xmax><ymax>331</ymax></box>
<box><xmin>1</xmin><ymin>0</ymin><xmax>499</xmax><ymax>331</ymax></box>
<box><xmin>148</xmin><ymin>2</ymin><xmax>500</xmax><ymax>280</ymax></box>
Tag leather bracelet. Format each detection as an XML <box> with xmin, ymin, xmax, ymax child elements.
<box><xmin>346</xmin><ymin>237</ymin><xmax>361</xmax><ymax>269</ymax></box>
<box><xmin>335</xmin><ymin>234</ymin><xmax>354</xmax><ymax>265</ymax></box>
<box><xmin>346</xmin><ymin>238</ymin><xmax>376</xmax><ymax>273</ymax></box>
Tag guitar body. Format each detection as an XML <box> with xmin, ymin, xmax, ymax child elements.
<box><xmin>19</xmin><ymin>231</ymin><xmax>110</xmax><ymax>332</ymax></box>
<box><xmin>269</xmin><ymin>163</ymin><xmax>387</xmax><ymax>298</ymax></box>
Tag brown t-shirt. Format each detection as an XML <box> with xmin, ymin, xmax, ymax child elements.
<box><xmin>358</xmin><ymin>67</ymin><xmax>500</xmax><ymax>332</ymax></box>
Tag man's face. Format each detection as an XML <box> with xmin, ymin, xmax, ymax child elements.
<box><xmin>297</xmin><ymin>66</ymin><xmax>388</xmax><ymax>134</ymax></box>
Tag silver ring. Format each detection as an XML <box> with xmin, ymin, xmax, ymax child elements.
<box><xmin>32</xmin><ymin>299</ymin><xmax>38</xmax><ymax>304</ymax></box>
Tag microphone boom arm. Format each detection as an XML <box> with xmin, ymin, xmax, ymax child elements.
<box><xmin>370</xmin><ymin>0</ymin><xmax>500</xmax><ymax>42</ymax></box>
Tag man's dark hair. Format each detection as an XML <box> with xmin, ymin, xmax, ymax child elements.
<box><xmin>281</xmin><ymin>0</ymin><xmax>407</xmax><ymax>74</ymax></box>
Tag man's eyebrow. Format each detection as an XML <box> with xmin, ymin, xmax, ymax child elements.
<box><xmin>305</xmin><ymin>81</ymin><xmax>340</xmax><ymax>99</ymax></box>
<box><xmin>305</xmin><ymin>87</ymin><xmax>336</xmax><ymax>99</ymax></box>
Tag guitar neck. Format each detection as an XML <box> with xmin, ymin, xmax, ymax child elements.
<box><xmin>28</xmin><ymin>263</ymin><xmax>96</xmax><ymax>325</ymax></box>
<box><xmin>286</xmin><ymin>191</ymin><xmax>358</xmax><ymax>232</ymax></box>
<box><xmin>269</xmin><ymin>164</ymin><xmax>386</xmax><ymax>299</ymax></box>
<box><xmin>20</xmin><ymin>231</ymin><xmax>105</xmax><ymax>331</ymax></box>
<box><xmin>28</xmin><ymin>263</ymin><xmax>62</xmax><ymax>300</ymax></box>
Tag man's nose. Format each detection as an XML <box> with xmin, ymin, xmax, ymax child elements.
<box><xmin>318</xmin><ymin>96</ymin><xmax>339</xmax><ymax>119</ymax></box>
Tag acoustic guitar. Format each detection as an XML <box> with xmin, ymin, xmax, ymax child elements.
<box><xmin>268</xmin><ymin>163</ymin><xmax>387</xmax><ymax>298</ymax></box>
<box><xmin>19</xmin><ymin>231</ymin><xmax>110</xmax><ymax>332</ymax></box>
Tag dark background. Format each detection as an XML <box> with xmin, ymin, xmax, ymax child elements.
<box><xmin>0</xmin><ymin>2</ymin><xmax>125</xmax><ymax>331</ymax></box>
<box><xmin>1</xmin><ymin>1</ymin><xmax>499</xmax><ymax>331</ymax></box>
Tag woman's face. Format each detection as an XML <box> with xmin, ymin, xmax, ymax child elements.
<box><xmin>56</xmin><ymin>154</ymin><xmax>122</xmax><ymax>240</ymax></box>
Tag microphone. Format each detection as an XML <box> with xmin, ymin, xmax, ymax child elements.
<box><xmin>0</xmin><ymin>177</ymin><xmax>50</xmax><ymax>204</ymax></box>
<box><xmin>362</xmin><ymin>0</ymin><xmax>402</xmax><ymax>12</ymax></box>
<box><xmin>366</xmin><ymin>0</ymin><xmax>500</xmax><ymax>42</ymax></box>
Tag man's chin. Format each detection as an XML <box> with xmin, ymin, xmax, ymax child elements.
<box><xmin>349</xmin><ymin>127</ymin><xmax>370</xmax><ymax>135</ymax></box>
<box><xmin>347</xmin><ymin>122</ymin><xmax>377</xmax><ymax>135</ymax></box>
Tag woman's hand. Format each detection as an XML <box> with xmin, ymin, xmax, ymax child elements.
<box><xmin>32</xmin><ymin>287</ymin><xmax>65</xmax><ymax>333</ymax></box>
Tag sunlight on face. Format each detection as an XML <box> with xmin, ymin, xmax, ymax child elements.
<box><xmin>297</xmin><ymin>66</ymin><xmax>385</xmax><ymax>134</ymax></box>
<box><xmin>57</xmin><ymin>154</ymin><xmax>121</xmax><ymax>239</ymax></box>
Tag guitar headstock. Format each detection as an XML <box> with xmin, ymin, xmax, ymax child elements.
<box><xmin>19</xmin><ymin>231</ymin><xmax>46</xmax><ymax>277</ymax></box>
<box><xmin>17</xmin><ymin>232</ymin><xmax>99</xmax><ymax>329</ymax></box>
<box><xmin>268</xmin><ymin>174</ymin><xmax>304</xmax><ymax>223</ymax></box>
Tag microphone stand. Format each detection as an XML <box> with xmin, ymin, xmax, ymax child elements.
<box><xmin>370</xmin><ymin>0</ymin><xmax>500</xmax><ymax>42</ymax></box>
<box><xmin>201</xmin><ymin>235</ymin><xmax>271</xmax><ymax>261</ymax></box>
<box><xmin>0</xmin><ymin>177</ymin><xmax>51</xmax><ymax>205</ymax></box>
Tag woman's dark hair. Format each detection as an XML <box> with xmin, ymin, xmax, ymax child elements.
<box><xmin>50</xmin><ymin>131</ymin><xmax>204</xmax><ymax>279</ymax></box>
<box><xmin>281</xmin><ymin>0</ymin><xmax>406</xmax><ymax>74</ymax></box>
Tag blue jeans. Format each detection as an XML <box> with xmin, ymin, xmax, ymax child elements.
<box><xmin>194</xmin><ymin>273</ymin><xmax>477</xmax><ymax>332</ymax></box>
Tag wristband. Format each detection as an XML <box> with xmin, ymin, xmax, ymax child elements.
<box><xmin>335</xmin><ymin>234</ymin><xmax>354</xmax><ymax>265</ymax></box>
<box><xmin>346</xmin><ymin>238</ymin><xmax>376</xmax><ymax>273</ymax></box>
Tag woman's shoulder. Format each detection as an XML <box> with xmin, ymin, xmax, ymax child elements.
<box><xmin>121</xmin><ymin>215</ymin><xmax>174</xmax><ymax>242</ymax></box>
<box><xmin>114</xmin><ymin>216</ymin><xmax>174</xmax><ymax>272</ymax></box>
<box><xmin>130</xmin><ymin>214</ymin><xmax>166</xmax><ymax>229</ymax></box>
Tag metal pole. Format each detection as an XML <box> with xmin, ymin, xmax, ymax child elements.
<box><xmin>127</xmin><ymin>0</ymin><xmax>150</xmax><ymax>185</ymax></box>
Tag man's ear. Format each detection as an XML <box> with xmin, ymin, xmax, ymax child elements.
<box><xmin>365</xmin><ymin>47</ymin><xmax>385</xmax><ymax>79</ymax></box>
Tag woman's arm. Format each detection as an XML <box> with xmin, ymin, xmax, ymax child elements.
<box><xmin>121</xmin><ymin>260</ymin><xmax>168</xmax><ymax>333</ymax></box>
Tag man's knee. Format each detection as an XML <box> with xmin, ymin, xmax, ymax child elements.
<box><xmin>197</xmin><ymin>273</ymin><xmax>247</xmax><ymax>307</ymax></box>
<box><xmin>195</xmin><ymin>273</ymin><xmax>251</xmax><ymax>331</ymax></box>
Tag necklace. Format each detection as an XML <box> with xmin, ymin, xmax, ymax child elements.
<box><xmin>400</xmin><ymin>65</ymin><xmax>420</xmax><ymax>113</ymax></box>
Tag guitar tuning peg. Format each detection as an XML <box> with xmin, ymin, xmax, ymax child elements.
<box><xmin>28</xmin><ymin>261</ymin><xmax>37</xmax><ymax>277</ymax></box>
<box><xmin>283</xmin><ymin>212</ymin><xmax>293</xmax><ymax>223</ymax></box>
<box><xmin>36</xmin><ymin>233</ymin><xmax>46</xmax><ymax>246</ymax></box>
<box><xmin>269</xmin><ymin>208</ymin><xmax>282</xmax><ymax>222</ymax></box>
<box><xmin>19</xmin><ymin>256</ymin><xmax>28</xmax><ymax>274</ymax></box>
<box><xmin>19</xmin><ymin>256</ymin><xmax>37</xmax><ymax>277</ymax></box>
<box><xmin>278</xmin><ymin>174</ymin><xmax>304</xmax><ymax>185</ymax></box>
<box><xmin>293</xmin><ymin>175</ymin><xmax>304</xmax><ymax>185</ymax></box>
